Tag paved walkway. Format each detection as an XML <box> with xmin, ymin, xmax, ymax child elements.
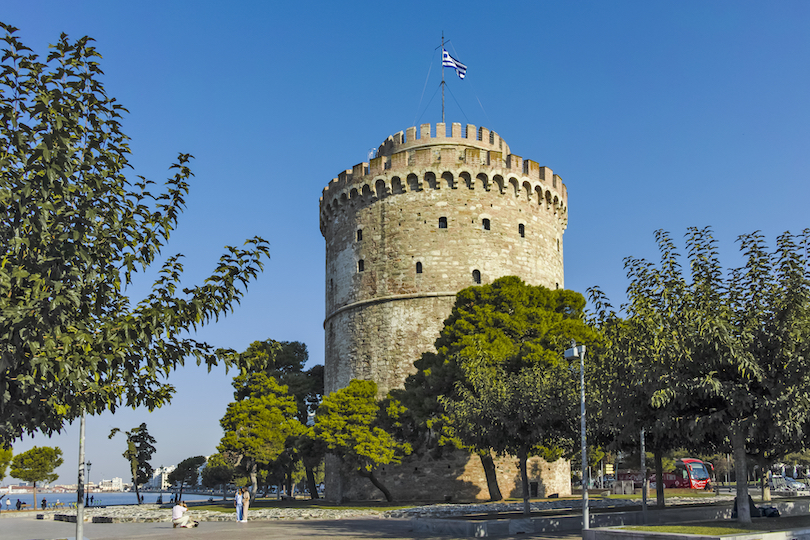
<box><xmin>1</xmin><ymin>511</ymin><xmax>582</xmax><ymax>540</ymax></box>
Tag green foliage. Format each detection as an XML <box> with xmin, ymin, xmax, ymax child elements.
<box><xmin>591</xmin><ymin>227</ymin><xmax>810</xmax><ymax>523</ymax></box>
<box><xmin>10</xmin><ymin>446</ymin><xmax>63</xmax><ymax>508</ymax></box>
<box><xmin>231</xmin><ymin>341</ymin><xmax>324</xmax><ymax>424</ymax></box>
<box><xmin>10</xmin><ymin>445</ymin><xmax>63</xmax><ymax>484</ymax></box>
<box><xmin>392</xmin><ymin>276</ymin><xmax>599</xmax><ymax>504</ymax></box>
<box><xmin>227</xmin><ymin>340</ymin><xmax>324</xmax><ymax>498</ymax></box>
<box><xmin>218</xmin><ymin>372</ymin><xmax>305</xmax><ymax>494</ymax></box>
<box><xmin>168</xmin><ymin>455</ymin><xmax>206</xmax><ymax>496</ymax></box>
<box><xmin>313</xmin><ymin>379</ymin><xmax>410</xmax><ymax>501</ymax></box>
<box><xmin>108</xmin><ymin>423</ymin><xmax>156</xmax><ymax>504</ymax></box>
<box><xmin>0</xmin><ymin>23</ymin><xmax>270</xmax><ymax>443</ymax></box>
<box><xmin>201</xmin><ymin>453</ymin><xmax>235</xmax><ymax>495</ymax></box>
<box><xmin>0</xmin><ymin>445</ymin><xmax>12</xmax><ymax>481</ymax></box>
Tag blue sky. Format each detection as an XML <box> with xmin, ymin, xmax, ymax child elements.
<box><xmin>4</xmin><ymin>0</ymin><xmax>809</xmax><ymax>486</ymax></box>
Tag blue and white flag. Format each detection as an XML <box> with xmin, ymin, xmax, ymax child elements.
<box><xmin>442</xmin><ymin>49</ymin><xmax>467</xmax><ymax>79</ymax></box>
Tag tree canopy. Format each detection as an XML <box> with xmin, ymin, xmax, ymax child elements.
<box><xmin>313</xmin><ymin>379</ymin><xmax>410</xmax><ymax>502</ymax></box>
<box><xmin>218</xmin><ymin>372</ymin><xmax>305</xmax><ymax>495</ymax></box>
<box><xmin>394</xmin><ymin>276</ymin><xmax>599</xmax><ymax>503</ymax></box>
<box><xmin>0</xmin><ymin>24</ymin><xmax>270</xmax><ymax>443</ymax></box>
<box><xmin>591</xmin><ymin>228</ymin><xmax>810</xmax><ymax>523</ymax></box>
<box><xmin>109</xmin><ymin>423</ymin><xmax>156</xmax><ymax>504</ymax></box>
<box><xmin>168</xmin><ymin>455</ymin><xmax>206</xmax><ymax>500</ymax></box>
<box><xmin>10</xmin><ymin>446</ymin><xmax>63</xmax><ymax>509</ymax></box>
<box><xmin>228</xmin><ymin>340</ymin><xmax>324</xmax><ymax>498</ymax></box>
<box><xmin>201</xmin><ymin>453</ymin><xmax>235</xmax><ymax>499</ymax></box>
<box><xmin>0</xmin><ymin>446</ymin><xmax>11</xmax><ymax>481</ymax></box>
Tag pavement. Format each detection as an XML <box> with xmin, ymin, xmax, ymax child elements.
<box><xmin>0</xmin><ymin>511</ymin><xmax>583</xmax><ymax>540</ymax></box>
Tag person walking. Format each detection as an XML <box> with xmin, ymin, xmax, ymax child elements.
<box><xmin>240</xmin><ymin>487</ymin><xmax>250</xmax><ymax>522</ymax></box>
<box><xmin>234</xmin><ymin>488</ymin><xmax>243</xmax><ymax>522</ymax></box>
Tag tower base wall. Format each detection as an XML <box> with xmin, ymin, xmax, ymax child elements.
<box><xmin>325</xmin><ymin>449</ymin><xmax>571</xmax><ymax>502</ymax></box>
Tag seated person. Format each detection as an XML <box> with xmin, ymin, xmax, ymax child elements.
<box><xmin>171</xmin><ymin>502</ymin><xmax>198</xmax><ymax>528</ymax></box>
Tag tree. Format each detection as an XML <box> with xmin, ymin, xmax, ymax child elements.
<box><xmin>592</xmin><ymin>228</ymin><xmax>810</xmax><ymax>524</ymax></box>
<box><xmin>0</xmin><ymin>446</ymin><xmax>11</xmax><ymax>481</ymax></box>
<box><xmin>0</xmin><ymin>24</ymin><xmax>270</xmax><ymax>443</ymax></box>
<box><xmin>396</xmin><ymin>276</ymin><xmax>599</xmax><ymax>502</ymax></box>
<box><xmin>444</xmin><ymin>350</ymin><xmax>576</xmax><ymax>515</ymax></box>
<box><xmin>218</xmin><ymin>373</ymin><xmax>305</xmax><ymax>495</ymax></box>
<box><xmin>313</xmin><ymin>379</ymin><xmax>411</xmax><ymax>502</ymax></box>
<box><xmin>108</xmin><ymin>423</ymin><xmax>156</xmax><ymax>504</ymax></box>
<box><xmin>201</xmin><ymin>453</ymin><xmax>235</xmax><ymax>500</ymax></box>
<box><xmin>230</xmin><ymin>340</ymin><xmax>324</xmax><ymax>498</ymax></box>
<box><xmin>168</xmin><ymin>455</ymin><xmax>206</xmax><ymax>501</ymax></box>
<box><xmin>589</xmin><ymin>236</ymin><xmax>702</xmax><ymax>508</ymax></box>
<box><xmin>10</xmin><ymin>446</ymin><xmax>63</xmax><ymax>509</ymax></box>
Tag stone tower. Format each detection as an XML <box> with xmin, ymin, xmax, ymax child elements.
<box><xmin>319</xmin><ymin>122</ymin><xmax>570</xmax><ymax>500</ymax></box>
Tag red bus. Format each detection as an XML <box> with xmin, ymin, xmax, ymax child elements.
<box><xmin>619</xmin><ymin>458</ymin><xmax>713</xmax><ymax>489</ymax></box>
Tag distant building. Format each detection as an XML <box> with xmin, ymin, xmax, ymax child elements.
<box><xmin>99</xmin><ymin>477</ymin><xmax>124</xmax><ymax>491</ymax></box>
<box><xmin>144</xmin><ymin>466</ymin><xmax>175</xmax><ymax>491</ymax></box>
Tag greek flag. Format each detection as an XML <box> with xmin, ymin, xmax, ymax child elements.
<box><xmin>442</xmin><ymin>49</ymin><xmax>467</xmax><ymax>79</ymax></box>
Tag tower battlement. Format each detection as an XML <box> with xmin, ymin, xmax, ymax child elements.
<box><xmin>320</xmin><ymin>124</ymin><xmax>567</xmax><ymax>235</ymax></box>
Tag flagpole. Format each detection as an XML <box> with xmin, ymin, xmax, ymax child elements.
<box><xmin>441</xmin><ymin>32</ymin><xmax>445</xmax><ymax>124</ymax></box>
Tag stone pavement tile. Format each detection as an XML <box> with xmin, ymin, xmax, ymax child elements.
<box><xmin>1</xmin><ymin>513</ymin><xmax>583</xmax><ymax>540</ymax></box>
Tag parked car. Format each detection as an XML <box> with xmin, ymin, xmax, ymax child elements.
<box><xmin>786</xmin><ymin>477</ymin><xmax>808</xmax><ymax>491</ymax></box>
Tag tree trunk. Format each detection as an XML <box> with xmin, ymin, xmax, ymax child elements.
<box><xmin>33</xmin><ymin>482</ymin><xmax>38</xmax><ymax>511</ymax></box>
<box><xmin>654</xmin><ymin>450</ymin><xmax>665</xmax><ymax>508</ymax></box>
<box><xmin>732</xmin><ymin>424</ymin><xmax>752</xmax><ymax>524</ymax></box>
<box><xmin>285</xmin><ymin>466</ymin><xmax>292</xmax><ymax>497</ymax></box>
<box><xmin>758</xmin><ymin>456</ymin><xmax>771</xmax><ymax>501</ymax></box>
<box><xmin>518</xmin><ymin>448</ymin><xmax>531</xmax><ymax>516</ymax></box>
<box><xmin>477</xmin><ymin>450</ymin><xmax>503</xmax><ymax>501</ymax></box>
<box><xmin>248</xmin><ymin>461</ymin><xmax>258</xmax><ymax>496</ymax></box>
<box><xmin>357</xmin><ymin>469</ymin><xmax>393</xmax><ymax>502</ymax></box>
<box><xmin>221</xmin><ymin>483</ymin><xmax>227</xmax><ymax>500</ymax></box>
<box><xmin>305</xmin><ymin>465</ymin><xmax>319</xmax><ymax>499</ymax></box>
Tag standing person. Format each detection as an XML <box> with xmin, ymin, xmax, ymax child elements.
<box><xmin>16</xmin><ymin>499</ymin><xmax>22</xmax><ymax>511</ymax></box>
<box><xmin>240</xmin><ymin>487</ymin><xmax>250</xmax><ymax>522</ymax></box>
<box><xmin>234</xmin><ymin>487</ymin><xmax>243</xmax><ymax>522</ymax></box>
<box><xmin>5</xmin><ymin>498</ymin><xmax>10</xmax><ymax>512</ymax></box>
<box><xmin>41</xmin><ymin>498</ymin><xmax>47</xmax><ymax>510</ymax></box>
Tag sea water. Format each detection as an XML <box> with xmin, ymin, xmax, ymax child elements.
<box><xmin>0</xmin><ymin>491</ymin><xmax>214</xmax><ymax>510</ymax></box>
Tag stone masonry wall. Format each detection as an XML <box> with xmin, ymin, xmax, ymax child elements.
<box><xmin>320</xmin><ymin>123</ymin><xmax>570</xmax><ymax>500</ymax></box>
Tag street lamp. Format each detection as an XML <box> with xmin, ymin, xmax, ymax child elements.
<box><xmin>85</xmin><ymin>462</ymin><xmax>92</xmax><ymax>506</ymax></box>
<box><xmin>565</xmin><ymin>340</ymin><xmax>588</xmax><ymax>530</ymax></box>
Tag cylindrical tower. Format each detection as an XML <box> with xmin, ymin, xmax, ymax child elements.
<box><xmin>320</xmin><ymin>122</ymin><xmax>568</xmax><ymax>396</ymax></box>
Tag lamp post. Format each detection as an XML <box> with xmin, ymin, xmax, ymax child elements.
<box><xmin>85</xmin><ymin>462</ymin><xmax>92</xmax><ymax>507</ymax></box>
<box><xmin>565</xmin><ymin>340</ymin><xmax>588</xmax><ymax>530</ymax></box>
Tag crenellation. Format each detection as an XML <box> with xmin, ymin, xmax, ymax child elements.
<box><xmin>420</xmin><ymin>123</ymin><xmax>431</xmax><ymax>139</ymax></box>
<box><xmin>436</xmin><ymin>122</ymin><xmax>446</xmax><ymax>138</ymax></box>
<box><xmin>478</xmin><ymin>126</ymin><xmax>489</xmax><ymax>143</ymax></box>
<box><xmin>452</xmin><ymin>122</ymin><xmax>462</xmax><ymax>138</ymax></box>
<box><xmin>405</xmin><ymin>126</ymin><xmax>417</xmax><ymax>143</ymax></box>
<box><xmin>369</xmin><ymin>156</ymin><xmax>384</xmax><ymax>175</ymax></box>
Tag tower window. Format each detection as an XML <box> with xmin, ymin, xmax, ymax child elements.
<box><xmin>358</xmin><ymin>259</ymin><xmax>365</xmax><ymax>272</ymax></box>
<box><xmin>357</xmin><ymin>229</ymin><xmax>363</xmax><ymax>241</ymax></box>
<box><xmin>519</xmin><ymin>224</ymin><xmax>525</xmax><ymax>238</ymax></box>
<box><xmin>482</xmin><ymin>218</ymin><xmax>490</xmax><ymax>231</ymax></box>
<box><xmin>416</xmin><ymin>262</ymin><xmax>423</xmax><ymax>274</ymax></box>
<box><xmin>472</xmin><ymin>269</ymin><xmax>481</xmax><ymax>284</ymax></box>
<box><xmin>439</xmin><ymin>216</ymin><xmax>448</xmax><ymax>229</ymax></box>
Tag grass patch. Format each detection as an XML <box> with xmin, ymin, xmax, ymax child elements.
<box><xmin>622</xmin><ymin>514</ymin><xmax>810</xmax><ymax>536</ymax></box>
